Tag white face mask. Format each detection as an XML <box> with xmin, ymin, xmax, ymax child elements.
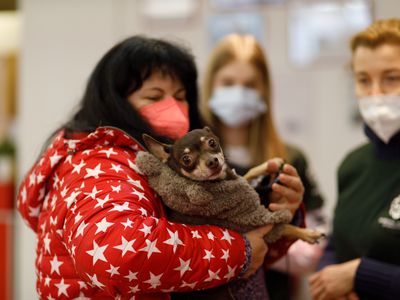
<box><xmin>209</xmin><ymin>85</ymin><xmax>267</xmax><ymax>127</ymax></box>
<box><xmin>358</xmin><ymin>94</ymin><xmax>400</xmax><ymax>143</ymax></box>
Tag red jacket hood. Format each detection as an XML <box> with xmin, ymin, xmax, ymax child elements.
<box><xmin>17</xmin><ymin>127</ymin><xmax>144</xmax><ymax>231</ymax></box>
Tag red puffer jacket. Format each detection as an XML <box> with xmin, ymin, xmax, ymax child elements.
<box><xmin>17</xmin><ymin>127</ymin><xmax>301</xmax><ymax>299</ymax></box>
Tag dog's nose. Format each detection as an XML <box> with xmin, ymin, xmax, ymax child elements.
<box><xmin>206</xmin><ymin>157</ymin><xmax>219</xmax><ymax>169</ymax></box>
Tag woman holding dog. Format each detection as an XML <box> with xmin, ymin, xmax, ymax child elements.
<box><xmin>200</xmin><ymin>33</ymin><xmax>326</xmax><ymax>299</ymax></box>
<box><xmin>309</xmin><ymin>19</ymin><xmax>400</xmax><ymax>300</ymax></box>
<box><xmin>17</xmin><ymin>36</ymin><xmax>304</xmax><ymax>299</ymax></box>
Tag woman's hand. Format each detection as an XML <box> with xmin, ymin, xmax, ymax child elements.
<box><xmin>308</xmin><ymin>259</ymin><xmax>361</xmax><ymax>300</ymax></box>
<box><xmin>243</xmin><ymin>224</ymin><xmax>273</xmax><ymax>278</ymax></box>
<box><xmin>266</xmin><ymin>159</ymin><xmax>304</xmax><ymax>217</ymax></box>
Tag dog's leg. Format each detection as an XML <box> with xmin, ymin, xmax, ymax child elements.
<box><xmin>243</xmin><ymin>162</ymin><xmax>269</xmax><ymax>181</ymax></box>
<box><xmin>281</xmin><ymin>224</ymin><xmax>325</xmax><ymax>244</ymax></box>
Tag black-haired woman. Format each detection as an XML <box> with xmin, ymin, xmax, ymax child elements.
<box><xmin>17</xmin><ymin>36</ymin><xmax>303</xmax><ymax>299</ymax></box>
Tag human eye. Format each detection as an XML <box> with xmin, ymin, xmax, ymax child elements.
<box><xmin>356</xmin><ymin>76</ymin><xmax>370</xmax><ymax>86</ymax></box>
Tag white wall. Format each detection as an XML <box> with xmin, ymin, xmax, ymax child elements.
<box><xmin>15</xmin><ymin>0</ymin><xmax>399</xmax><ymax>299</ymax></box>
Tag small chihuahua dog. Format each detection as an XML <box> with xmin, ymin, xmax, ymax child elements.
<box><xmin>143</xmin><ymin>127</ymin><xmax>236</xmax><ymax>182</ymax></box>
<box><xmin>140</xmin><ymin>126</ymin><xmax>324</xmax><ymax>246</ymax></box>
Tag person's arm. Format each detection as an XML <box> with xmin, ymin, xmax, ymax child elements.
<box><xmin>62</xmin><ymin>149</ymin><xmax>249</xmax><ymax>296</ymax></box>
<box><xmin>355</xmin><ymin>257</ymin><xmax>400</xmax><ymax>300</ymax></box>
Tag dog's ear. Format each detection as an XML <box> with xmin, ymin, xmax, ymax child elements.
<box><xmin>203</xmin><ymin>126</ymin><xmax>211</xmax><ymax>132</ymax></box>
<box><xmin>142</xmin><ymin>134</ymin><xmax>171</xmax><ymax>163</ymax></box>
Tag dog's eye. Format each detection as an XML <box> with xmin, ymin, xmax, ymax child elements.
<box><xmin>208</xmin><ymin>139</ymin><xmax>217</xmax><ymax>148</ymax></box>
<box><xmin>181</xmin><ymin>155</ymin><xmax>192</xmax><ymax>166</ymax></box>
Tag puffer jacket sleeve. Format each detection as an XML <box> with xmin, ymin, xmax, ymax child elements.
<box><xmin>61</xmin><ymin>147</ymin><xmax>247</xmax><ymax>297</ymax></box>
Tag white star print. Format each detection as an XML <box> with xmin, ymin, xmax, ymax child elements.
<box><xmin>28</xmin><ymin>205</ymin><xmax>40</xmax><ymax>217</ymax></box>
<box><xmin>203</xmin><ymin>249</ymin><xmax>215</xmax><ymax>261</ymax></box>
<box><xmin>124</xmin><ymin>270</ymin><xmax>138</xmax><ymax>282</ymax></box>
<box><xmin>121</xmin><ymin>218</ymin><xmax>134</xmax><ymax>229</ymax></box>
<box><xmin>191</xmin><ymin>230</ymin><xmax>201</xmax><ymax>239</ymax></box>
<box><xmin>205</xmin><ymin>269</ymin><xmax>221</xmax><ymax>282</ymax></box>
<box><xmin>221</xmin><ymin>229</ymin><xmax>235</xmax><ymax>244</ymax></box>
<box><xmin>72</xmin><ymin>292</ymin><xmax>90</xmax><ymax>300</ymax></box>
<box><xmin>180</xmin><ymin>281</ymin><xmax>197</xmax><ymax>289</ymax></box>
<box><xmin>106</xmin><ymin>264</ymin><xmax>120</xmax><ymax>277</ymax></box>
<box><xmin>221</xmin><ymin>249</ymin><xmax>230</xmax><ymax>261</ymax></box>
<box><xmin>111</xmin><ymin>184</ymin><xmax>121</xmax><ymax>193</ymax></box>
<box><xmin>82</xmin><ymin>149</ymin><xmax>93</xmax><ymax>156</ymax></box>
<box><xmin>127</xmin><ymin>176</ymin><xmax>144</xmax><ymax>190</ymax></box>
<box><xmin>94</xmin><ymin>194</ymin><xmax>111</xmax><ymax>209</ymax></box>
<box><xmin>29</xmin><ymin>173</ymin><xmax>36</xmax><ymax>186</ymax></box>
<box><xmin>95</xmin><ymin>217</ymin><xmax>114</xmax><ymax>234</ymax></box>
<box><xmin>52</xmin><ymin>173</ymin><xmax>60</xmax><ymax>189</ymax></box>
<box><xmin>114</xmin><ymin>236</ymin><xmax>136</xmax><ymax>257</ymax></box>
<box><xmin>99</xmin><ymin>147</ymin><xmax>117</xmax><ymax>158</ymax></box>
<box><xmin>55</xmin><ymin>278</ymin><xmax>70</xmax><ymax>297</ymax></box>
<box><xmin>139</xmin><ymin>238</ymin><xmax>161</xmax><ymax>258</ymax></box>
<box><xmin>84</xmin><ymin>186</ymin><xmax>102</xmax><ymax>200</ymax></box>
<box><xmin>109</xmin><ymin>202</ymin><xmax>132</xmax><ymax>212</ymax></box>
<box><xmin>139</xmin><ymin>223</ymin><xmax>152</xmax><ymax>236</ymax></box>
<box><xmin>224</xmin><ymin>265</ymin><xmax>237</xmax><ymax>280</ymax></box>
<box><xmin>20</xmin><ymin>187</ymin><xmax>27</xmax><ymax>203</ymax></box>
<box><xmin>110</xmin><ymin>163</ymin><xmax>123</xmax><ymax>173</ymax></box>
<box><xmin>36</xmin><ymin>172</ymin><xmax>45</xmax><ymax>184</ymax></box>
<box><xmin>207</xmin><ymin>232</ymin><xmax>215</xmax><ymax>240</ymax></box>
<box><xmin>50</xmin><ymin>151</ymin><xmax>63</xmax><ymax>167</ymax></box>
<box><xmin>86</xmin><ymin>273</ymin><xmax>105</xmax><ymax>288</ymax></box>
<box><xmin>64</xmin><ymin>191</ymin><xmax>81</xmax><ymax>208</ymax></box>
<box><xmin>144</xmin><ymin>272</ymin><xmax>163</xmax><ymax>289</ymax></box>
<box><xmin>76</xmin><ymin>221</ymin><xmax>89</xmax><ymax>237</ymax></box>
<box><xmin>74</xmin><ymin>212</ymin><xmax>82</xmax><ymax>224</ymax></box>
<box><xmin>163</xmin><ymin>229</ymin><xmax>184</xmax><ymax>253</ymax></box>
<box><xmin>138</xmin><ymin>207</ymin><xmax>148</xmax><ymax>216</ymax></box>
<box><xmin>86</xmin><ymin>241</ymin><xmax>108</xmax><ymax>265</ymax></box>
<box><xmin>72</xmin><ymin>160</ymin><xmax>86</xmax><ymax>174</ymax></box>
<box><xmin>130</xmin><ymin>284</ymin><xmax>140</xmax><ymax>293</ymax></box>
<box><xmin>174</xmin><ymin>258</ymin><xmax>192</xmax><ymax>277</ymax></box>
<box><xmin>60</xmin><ymin>187</ymin><xmax>68</xmax><ymax>198</ymax></box>
<box><xmin>84</xmin><ymin>163</ymin><xmax>105</xmax><ymax>179</ymax></box>
<box><xmin>44</xmin><ymin>276</ymin><xmax>51</xmax><ymax>286</ymax></box>
<box><xmin>50</xmin><ymin>255</ymin><xmax>63</xmax><ymax>275</ymax></box>
<box><xmin>43</xmin><ymin>233</ymin><xmax>51</xmax><ymax>253</ymax></box>
<box><xmin>65</xmin><ymin>155</ymin><xmax>73</xmax><ymax>164</ymax></box>
<box><xmin>128</xmin><ymin>159</ymin><xmax>143</xmax><ymax>175</ymax></box>
<box><xmin>78</xmin><ymin>281</ymin><xmax>87</xmax><ymax>289</ymax></box>
<box><xmin>131</xmin><ymin>189</ymin><xmax>148</xmax><ymax>201</ymax></box>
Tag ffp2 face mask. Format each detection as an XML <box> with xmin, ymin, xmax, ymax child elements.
<box><xmin>139</xmin><ymin>97</ymin><xmax>189</xmax><ymax>140</ymax></box>
<box><xmin>358</xmin><ymin>94</ymin><xmax>400</xmax><ymax>143</ymax></box>
<box><xmin>209</xmin><ymin>86</ymin><xmax>267</xmax><ymax>127</ymax></box>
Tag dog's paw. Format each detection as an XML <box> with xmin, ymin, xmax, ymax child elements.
<box><xmin>302</xmin><ymin>229</ymin><xmax>326</xmax><ymax>244</ymax></box>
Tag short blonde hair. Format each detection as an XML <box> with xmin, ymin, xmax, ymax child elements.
<box><xmin>200</xmin><ymin>34</ymin><xmax>286</xmax><ymax>164</ymax></box>
<box><xmin>351</xmin><ymin>18</ymin><xmax>400</xmax><ymax>52</ymax></box>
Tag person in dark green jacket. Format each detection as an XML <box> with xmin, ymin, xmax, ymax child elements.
<box><xmin>310</xmin><ymin>18</ymin><xmax>400</xmax><ymax>300</ymax></box>
<box><xmin>200</xmin><ymin>33</ymin><xmax>326</xmax><ymax>300</ymax></box>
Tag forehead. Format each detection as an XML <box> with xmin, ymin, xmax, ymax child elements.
<box><xmin>215</xmin><ymin>60</ymin><xmax>261</xmax><ymax>81</ymax></box>
<box><xmin>353</xmin><ymin>44</ymin><xmax>400</xmax><ymax>74</ymax></box>
<box><xmin>140</xmin><ymin>71</ymin><xmax>184</xmax><ymax>90</ymax></box>
<box><xmin>175</xmin><ymin>131</ymin><xmax>214</xmax><ymax>149</ymax></box>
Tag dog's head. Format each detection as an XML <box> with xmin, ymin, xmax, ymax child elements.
<box><xmin>142</xmin><ymin>127</ymin><xmax>228</xmax><ymax>181</ymax></box>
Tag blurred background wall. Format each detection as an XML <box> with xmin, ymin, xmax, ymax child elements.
<box><xmin>9</xmin><ymin>0</ymin><xmax>399</xmax><ymax>299</ymax></box>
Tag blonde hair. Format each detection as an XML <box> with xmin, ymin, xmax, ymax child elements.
<box><xmin>200</xmin><ymin>34</ymin><xmax>286</xmax><ymax>164</ymax></box>
<box><xmin>351</xmin><ymin>18</ymin><xmax>400</xmax><ymax>52</ymax></box>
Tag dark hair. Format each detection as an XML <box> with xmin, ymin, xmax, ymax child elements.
<box><xmin>64</xmin><ymin>35</ymin><xmax>202</xmax><ymax>144</ymax></box>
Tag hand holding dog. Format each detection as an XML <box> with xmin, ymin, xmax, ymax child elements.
<box><xmin>266</xmin><ymin>159</ymin><xmax>304</xmax><ymax>217</ymax></box>
<box><xmin>243</xmin><ymin>224</ymin><xmax>273</xmax><ymax>278</ymax></box>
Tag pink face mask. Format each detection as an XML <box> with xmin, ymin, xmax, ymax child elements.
<box><xmin>139</xmin><ymin>97</ymin><xmax>190</xmax><ymax>140</ymax></box>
